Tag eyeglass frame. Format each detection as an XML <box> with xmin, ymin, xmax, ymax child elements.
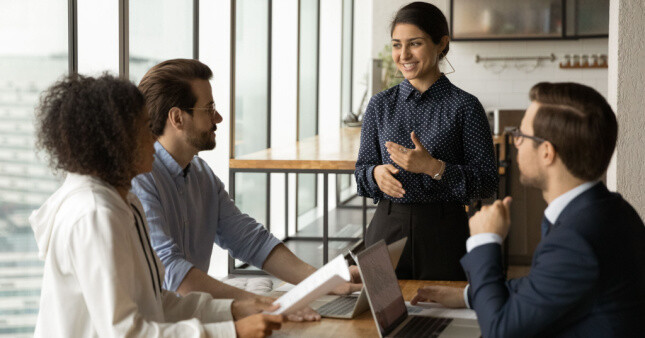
<box><xmin>180</xmin><ymin>103</ymin><xmax>217</xmax><ymax>116</ymax></box>
<box><xmin>508</xmin><ymin>126</ymin><xmax>547</xmax><ymax>146</ymax></box>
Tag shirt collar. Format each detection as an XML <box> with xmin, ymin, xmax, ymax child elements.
<box><xmin>154</xmin><ymin>141</ymin><xmax>186</xmax><ymax>178</ymax></box>
<box><xmin>399</xmin><ymin>74</ymin><xmax>451</xmax><ymax>100</ymax></box>
<box><xmin>544</xmin><ymin>181</ymin><xmax>599</xmax><ymax>224</ymax></box>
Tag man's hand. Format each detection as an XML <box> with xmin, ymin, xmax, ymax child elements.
<box><xmin>234</xmin><ymin>314</ymin><xmax>283</xmax><ymax>338</ymax></box>
<box><xmin>374</xmin><ymin>164</ymin><xmax>405</xmax><ymax>198</ymax></box>
<box><xmin>330</xmin><ymin>265</ymin><xmax>362</xmax><ymax>295</ymax></box>
<box><xmin>385</xmin><ymin>131</ymin><xmax>442</xmax><ymax>176</ymax></box>
<box><xmin>284</xmin><ymin>307</ymin><xmax>321</xmax><ymax>322</ymax></box>
<box><xmin>469</xmin><ymin>197</ymin><xmax>512</xmax><ymax>239</ymax></box>
<box><xmin>410</xmin><ymin>285</ymin><xmax>466</xmax><ymax>308</ymax></box>
<box><xmin>231</xmin><ymin>298</ymin><xmax>278</xmax><ymax>320</ymax></box>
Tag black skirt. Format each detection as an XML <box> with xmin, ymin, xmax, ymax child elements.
<box><xmin>365</xmin><ymin>199</ymin><xmax>469</xmax><ymax>281</ymax></box>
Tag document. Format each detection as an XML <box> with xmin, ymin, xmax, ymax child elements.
<box><xmin>268</xmin><ymin>255</ymin><xmax>351</xmax><ymax>315</ymax></box>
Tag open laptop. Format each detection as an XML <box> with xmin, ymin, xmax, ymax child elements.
<box><xmin>311</xmin><ymin>237</ymin><xmax>407</xmax><ymax>319</ymax></box>
<box><xmin>354</xmin><ymin>240</ymin><xmax>481</xmax><ymax>337</ymax></box>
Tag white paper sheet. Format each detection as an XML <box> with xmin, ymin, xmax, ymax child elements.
<box><xmin>273</xmin><ymin>282</ymin><xmax>295</xmax><ymax>293</ymax></box>
<box><xmin>405</xmin><ymin>301</ymin><xmax>478</xmax><ymax>320</ymax></box>
<box><xmin>268</xmin><ymin>255</ymin><xmax>350</xmax><ymax>315</ymax></box>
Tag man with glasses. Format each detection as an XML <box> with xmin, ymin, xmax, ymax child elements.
<box><xmin>411</xmin><ymin>82</ymin><xmax>645</xmax><ymax>336</ymax></box>
<box><xmin>131</xmin><ymin>59</ymin><xmax>360</xmax><ymax>318</ymax></box>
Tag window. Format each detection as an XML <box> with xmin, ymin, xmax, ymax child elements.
<box><xmin>0</xmin><ymin>1</ymin><xmax>68</xmax><ymax>334</ymax></box>
<box><xmin>129</xmin><ymin>0</ymin><xmax>194</xmax><ymax>83</ymax></box>
<box><xmin>231</xmin><ymin>0</ymin><xmax>271</xmax><ymax>269</ymax></box>
<box><xmin>297</xmin><ymin>0</ymin><xmax>319</xmax><ymax>225</ymax></box>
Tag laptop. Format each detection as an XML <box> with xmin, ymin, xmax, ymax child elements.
<box><xmin>354</xmin><ymin>240</ymin><xmax>481</xmax><ymax>337</ymax></box>
<box><xmin>311</xmin><ymin>237</ymin><xmax>407</xmax><ymax>319</ymax></box>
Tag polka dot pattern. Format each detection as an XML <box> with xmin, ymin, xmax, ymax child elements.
<box><xmin>355</xmin><ymin>75</ymin><xmax>499</xmax><ymax>205</ymax></box>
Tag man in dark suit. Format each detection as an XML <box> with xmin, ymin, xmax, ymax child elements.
<box><xmin>411</xmin><ymin>82</ymin><xmax>645</xmax><ymax>337</ymax></box>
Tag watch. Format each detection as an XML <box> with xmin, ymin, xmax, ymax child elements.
<box><xmin>432</xmin><ymin>160</ymin><xmax>445</xmax><ymax>180</ymax></box>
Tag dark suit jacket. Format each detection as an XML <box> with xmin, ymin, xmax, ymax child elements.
<box><xmin>461</xmin><ymin>183</ymin><xmax>645</xmax><ymax>337</ymax></box>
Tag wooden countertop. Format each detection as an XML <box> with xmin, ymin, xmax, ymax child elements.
<box><xmin>230</xmin><ymin>127</ymin><xmax>506</xmax><ymax>172</ymax></box>
<box><xmin>273</xmin><ymin>280</ymin><xmax>468</xmax><ymax>337</ymax></box>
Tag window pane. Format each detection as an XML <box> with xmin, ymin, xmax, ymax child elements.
<box><xmin>232</xmin><ymin>0</ymin><xmax>269</xmax><ymax>269</ymax></box>
<box><xmin>129</xmin><ymin>0</ymin><xmax>193</xmax><ymax>83</ymax></box>
<box><xmin>341</xmin><ymin>0</ymin><xmax>353</xmax><ymax>117</ymax></box>
<box><xmin>0</xmin><ymin>1</ymin><xmax>68</xmax><ymax>335</ymax></box>
<box><xmin>297</xmin><ymin>0</ymin><xmax>319</xmax><ymax>220</ymax></box>
<box><xmin>78</xmin><ymin>0</ymin><xmax>119</xmax><ymax>75</ymax></box>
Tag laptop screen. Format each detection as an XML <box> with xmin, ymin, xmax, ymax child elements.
<box><xmin>357</xmin><ymin>241</ymin><xmax>408</xmax><ymax>335</ymax></box>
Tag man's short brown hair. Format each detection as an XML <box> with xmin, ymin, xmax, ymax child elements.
<box><xmin>138</xmin><ymin>59</ymin><xmax>213</xmax><ymax>136</ymax></box>
<box><xmin>530</xmin><ymin>82</ymin><xmax>617</xmax><ymax>181</ymax></box>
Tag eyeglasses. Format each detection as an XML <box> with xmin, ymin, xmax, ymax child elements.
<box><xmin>508</xmin><ymin>126</ymin><xmax>547</xmax><ymax>146</ymax></box>
<box><xmin>182</xmin><ymin>103</ymin><xmax>217</xmax><ymax>117</ymax></box>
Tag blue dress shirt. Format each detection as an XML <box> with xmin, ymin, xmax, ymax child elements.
<box><xmin>355</xmin><ymin>75</ymin><xmax>498</xmax><ymax>205</ymax></box>
<box><xmin>131</xmin><ymin>142</ymin><xmax>281</xmax><ymax>291</ymax></box>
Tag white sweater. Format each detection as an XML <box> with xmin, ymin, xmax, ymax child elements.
<box><xmin>29</xmin><ymin>173</ymin><xmax>236</xmax><ymax>337</ymax></box>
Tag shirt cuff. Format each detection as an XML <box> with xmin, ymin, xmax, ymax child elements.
<box><xmin>366</xmin><ymin>165</ymin><xmax>380</xmax><ymax>192</ymax></box>
<box><xmin>463</xmin><ymin>284</ymin><xmax>470</xmax><ymax>309</ymax></box>
<box><xmin>466</xmin><ymin>233</ymin><xmax>502</xmax><ymax>252</ymax></box>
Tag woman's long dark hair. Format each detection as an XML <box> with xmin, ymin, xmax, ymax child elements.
<box><xmin>391</xmin><ymin>2</ymin><xmax>450</xmax><ymax>58</ymax></box>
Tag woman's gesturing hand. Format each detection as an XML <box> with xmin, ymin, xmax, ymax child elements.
<box><xmin>374</xmin><ymin>164</ymin><xmax>405</xmax><ymax>198</ymax></box>
<box><xmin>386</xmin><ymin>131</ymin><xmax>442</xmax><ymax>176</ymax></box>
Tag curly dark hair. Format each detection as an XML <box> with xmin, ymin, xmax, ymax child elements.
<box><xmin>35</xmin><ymin>73</ymin><xmax>145</xmax><ymax>188</ymax></box>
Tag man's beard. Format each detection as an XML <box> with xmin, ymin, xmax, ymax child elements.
<box><xmin>186</xmin><ymin>127</ymin><xmax>216</xmax><ymax>152</ymax></box>
<box><xmin>519</xmin><ymin>171</ymin><xmax>546</xmax><ymax>191</ymax></box>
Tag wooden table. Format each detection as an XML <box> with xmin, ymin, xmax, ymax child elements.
<box><xmin>273</xmin><ymin>280</ymin><xmax>468</xmax><ymax>337</ymax></box>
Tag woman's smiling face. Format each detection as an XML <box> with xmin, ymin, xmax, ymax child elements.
<box><xmin>391</xmin><ymin>23</ymin><xmax>445</xmax><ymax>84</ymax></box>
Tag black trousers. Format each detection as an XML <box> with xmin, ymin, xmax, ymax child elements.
<box><xmin>365</xmin><ymin>199</ymin><xmax>469</xmax><ymax>281</ymax></box>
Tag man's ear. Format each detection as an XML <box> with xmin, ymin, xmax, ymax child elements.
<box><xmin>541</xmin><ymin>141</ymin><xmax>557</xmax><ymax>166</ymax></box>
<box><xmin>167</xmin><ymin>107</ymin><xmax>185</xmax><ymax>130</ymax></box>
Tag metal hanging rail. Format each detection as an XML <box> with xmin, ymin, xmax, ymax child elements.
<box><xmin>475</xmin><ymin>53</ymin><xmax>556</xmax><ymax>63</ymax></box>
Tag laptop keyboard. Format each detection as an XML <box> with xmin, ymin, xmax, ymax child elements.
<box><xmin>394</xmin><ymin>316</ymin><xmax>452</xmax><ymax>337</ymax></box>
<box><xmin>317</xmin><ymin>296</ymin><xmax>357</xmax><ymax>316</ymax></box>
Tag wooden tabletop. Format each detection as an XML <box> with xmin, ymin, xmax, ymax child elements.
<box><xmin>273</xmin><ymin>280</ymin><xmax>467</xmax><ymax>337</ymax></box>
<box><xmin>230</xmin><ymin>127</ymin><xmax>506</xmax><ymax>172</ymax></box>
<box><xmin>230</xmin><ymin>128</ymin><xmax>361</xmax><ymax>171</ymax></box>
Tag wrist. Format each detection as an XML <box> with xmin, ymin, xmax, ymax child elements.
<box><xmin>426</xmin><ymin>159</ymin><xmax>445</xmax><ymax>179</ymax></box>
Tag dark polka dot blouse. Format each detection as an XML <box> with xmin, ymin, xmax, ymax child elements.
<box><xmin>355</xmin><ymin>75</ymin><xmax>498</xmax><ymax>205</ymax></box>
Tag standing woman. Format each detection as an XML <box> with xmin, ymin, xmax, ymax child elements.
<box><xmin>355</xmin><ymin>2</ymin><xmax>498</xmax><ymax>281</ymax></box>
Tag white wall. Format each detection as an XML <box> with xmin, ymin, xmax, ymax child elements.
<box><xmin>368</xmin><ymin>0</ymin><xmax>608</xmax><ymax>111</ymax></box>
<box><xmin>607</xmin><ymin>0</ymin><xmax>645</xmax><ymax>218</ymax></box>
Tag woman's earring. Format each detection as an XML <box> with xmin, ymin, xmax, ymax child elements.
<box><xmin>441</xmin><ymin>53</ymin><xmax>456</xmax><ymax>75</ymax></box>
